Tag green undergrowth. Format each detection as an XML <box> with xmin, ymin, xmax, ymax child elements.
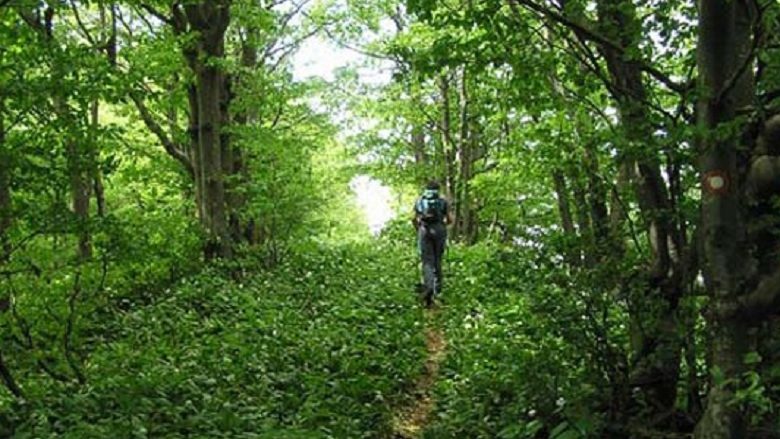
<box><xmin>3</xmin><ymin>240</ymin><xmax>427</xmax><ymax>439</ymax></box>
<box><xmin>423</xmin><ymin>243</ymin><xmax>611</xmax><ymax>439</ymax></box>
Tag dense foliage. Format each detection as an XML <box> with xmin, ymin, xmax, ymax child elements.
<box><xmin>1</xmin><ymin>242</ymin><xmax>426</xmax><ymax>438</ymax></box>
<box><xmin>2</xmin><ymin>0</ymin><xmax>780</xmax><ymax>438</ymax></box>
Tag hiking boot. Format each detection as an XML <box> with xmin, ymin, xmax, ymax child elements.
<box><xmin>424</xmin><ymin>291</ymin><xmax>434</xmax><ymax>308</ymax></box>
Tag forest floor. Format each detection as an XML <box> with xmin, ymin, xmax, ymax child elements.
<box><xmin>4</xmin><ymin>240</ymin><xmax>542</xmax><ymax>438</ymax></box>
<box><xmin>391</xmin><ymin>308</ymin><xmax>448</xmax><ymax>439</ymax></box>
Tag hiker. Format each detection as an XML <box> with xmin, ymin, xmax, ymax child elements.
<box><xmin>412</xmin><ymin>181</ymin><xmax>451</xmax><ymax>307</ymax></box>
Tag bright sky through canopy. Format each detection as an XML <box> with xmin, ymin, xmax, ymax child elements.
<box><xmin>292</xmin><ymin>33</ymin><xmax>395</xmax><ymax>234</ymax></box>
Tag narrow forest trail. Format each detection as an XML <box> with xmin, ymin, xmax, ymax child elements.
<box><xmin>391</xmin><ymin>308</ymin><xmax>447</xmax><ymax>439</ymax></box>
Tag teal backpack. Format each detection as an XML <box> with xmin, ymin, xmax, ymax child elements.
<box><xmin>416</xmin><ymin>190</ymin><xmax>446</xmax><ymax>224</ymax></box>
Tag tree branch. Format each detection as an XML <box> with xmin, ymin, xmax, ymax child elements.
<box><xmin>507</xmin><ymin>0</ymin><xmax>690</xmax><ymax>95</ymax></box>
<box><xmin>69</xmin><ymin>0</ymin><xmax>97</xmax><ymax>47</ymax></box>
<box><xmin>129</xmin><ymin>92</ymin><xmax>194</xmax><ymax>177</ymax></box>
<box><xmin>139</xmin><ymin>3</ymin><xmax>174</xmax><ymax>26</ymax></box>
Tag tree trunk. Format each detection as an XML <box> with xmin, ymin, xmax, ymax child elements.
<box><xmin>439</xmin><ymin>73</ymin><xmax>458</xmax><ymax>224</ymax></box>
<box><xmin>183</xmin><ymin>0</ymin><xmax>232</xmax><ymax>259</ymax></box>
<box><xmin>553</xmin><ymin>169</ymin><xmax>579</xmax><ymax>265</ymax></box>
<box><xmin>38</xmin><ymin>7</ymin><xmax>92</xmax><ymax>260</ymax></box>
<box><xmin>67</xmin><ymin>142</ymin><xmax>92</xmax><ymax>261</ymax></box>
<box><xmin>92</xmin><ymin>2</ymin><xmax>114</xmax><ymax>219</ymax></box>
<box><xmin>572</xmin><ymin>178</ymin><xmax>596</xmax><ymax>266</ymax></box>
<box><xmin>553</xmin><ymin>170</ymin><xmax>576</xmax><ymax>236</ymax></box>
<box><xmin>232</xmin><ymin>29</ymin><xmax>258</xmax><ymax>244</ymax></box>
<box><xmin>186</xmin><ymin>83</ymin><xmax>206</xmax><ymax>224</ymax></box>
<box><xmin>695</xmin><ymin>2</ymin><xmax>756</xmax><ymax>437</ymax></box>
<box><xmin>412</xmin><ymin>125</ymin><xmax>426</xmax><ymax>168</ymax></box>
<box><xmin>91</xmin><ymin>100</ymin><xmax>106</xmax><ymax>217</ymax></box>
<box><xmin>457</xmin><ymin>66</ymin><xmax>473</xmax><ymax>242</ymax></box>
<box><xmin>196</xmin><ymin>64</ymin><xmax>231</xmax><ymax>259</ymax></box>
<box><xmin>583</xmin><ymin>144</ymin><xmax>609</xmax><ymax>247</ymax></box>
<box><xmin>219</xmin><ymin>73</ymin><xmax>238</xmax><ymax>243</ymax></box>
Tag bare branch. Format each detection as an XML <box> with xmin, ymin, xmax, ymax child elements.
<box><xmin>317</xmin><ymin>21</ymin><xmax>398</xmax><ymax>62</ymax></box>
<box><xmin>69</xmin><ymin>0</ymin><xmax>97</xmax><ymax>46</ymax></box>
<box><xmin>269</xmin><ymin>101</ymin><xmax>284</xmax><ymax>130</ymax></box>
<box><xmin>275</xmin><ymin>0</ymin><xmax>312</xmax><ymax>37</ymax></box>
<box><xmin>265</xmin><ymin>25</ymin><xmax>323</xmax><ymax>73</ymax></box>
<box><xmin>139</xmin><ymin>3</ymin><xmax>174</xmax><ymax>26</ymax></box>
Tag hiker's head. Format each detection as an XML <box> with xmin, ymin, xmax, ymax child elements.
<box><xmin>423</xmin><ymin>180</ymin><xmax>440</xmax><ymax>198</ymax></box>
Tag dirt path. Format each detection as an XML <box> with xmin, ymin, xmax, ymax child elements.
<box><xmin>391</xmin><ymin>310</ymin><xmax>447</xmax><ymax>439</ymax></box>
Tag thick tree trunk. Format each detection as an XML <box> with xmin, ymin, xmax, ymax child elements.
<box><xmin>695</xmin><ymin>2</ymin><xmax>756</xmax><ymax>437</ymax></box>
<box><xmin>183</xmin><ymin>0</ymin><xmax>232</xmax><ymax>259</ymax></box>
<box><xmin>196</xmin><ymin>65</ymin><xmax>231</xmax><ymax>259</ymax></box>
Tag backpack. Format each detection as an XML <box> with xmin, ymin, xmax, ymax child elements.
<box><xmin>417</xmin><ymin>192</ymin><xmax>446</xmax><ymax>224</ymax></box>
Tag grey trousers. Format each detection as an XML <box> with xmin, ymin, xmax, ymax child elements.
<box><xmin>418</xmin><ymin>223</ymin><xmax>447</xmax><ymax>296</ymax></box>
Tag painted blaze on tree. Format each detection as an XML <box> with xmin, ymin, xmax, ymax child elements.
<box><xmin>703</xmin><ymin>170</ymin><xmax>730</xmax><ymax>196</ymax></box>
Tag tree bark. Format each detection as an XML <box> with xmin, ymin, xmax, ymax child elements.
<box><xmin>695</xmin><ymin>2</ymin><xmax>756</xmax><ymax>437</ymax></box>
<box><xmin>196</xmin><ymin>63</ymin><xmax>231</xmax><ymax>259</ymax></box>
<box><xmin>66</xmin><ymin>142</ymin><xmax>92</xmax><ymax>261</ymax></box>
<box><xmin>182</xmin><ymin>0</ymin><xmax>232</xmax><ymax>259</ymax></box>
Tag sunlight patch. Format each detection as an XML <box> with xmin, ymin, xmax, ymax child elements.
<box><xmin>350</xmin><ymin>175</ymin><xmax>394</xmax><ymax>235</ymax></box>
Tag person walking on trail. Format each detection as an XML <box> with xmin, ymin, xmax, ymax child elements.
<box><xmin>412</xmin><ymin>181</ymin><xmax>452</xmax><ymax>308</ymax></box>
